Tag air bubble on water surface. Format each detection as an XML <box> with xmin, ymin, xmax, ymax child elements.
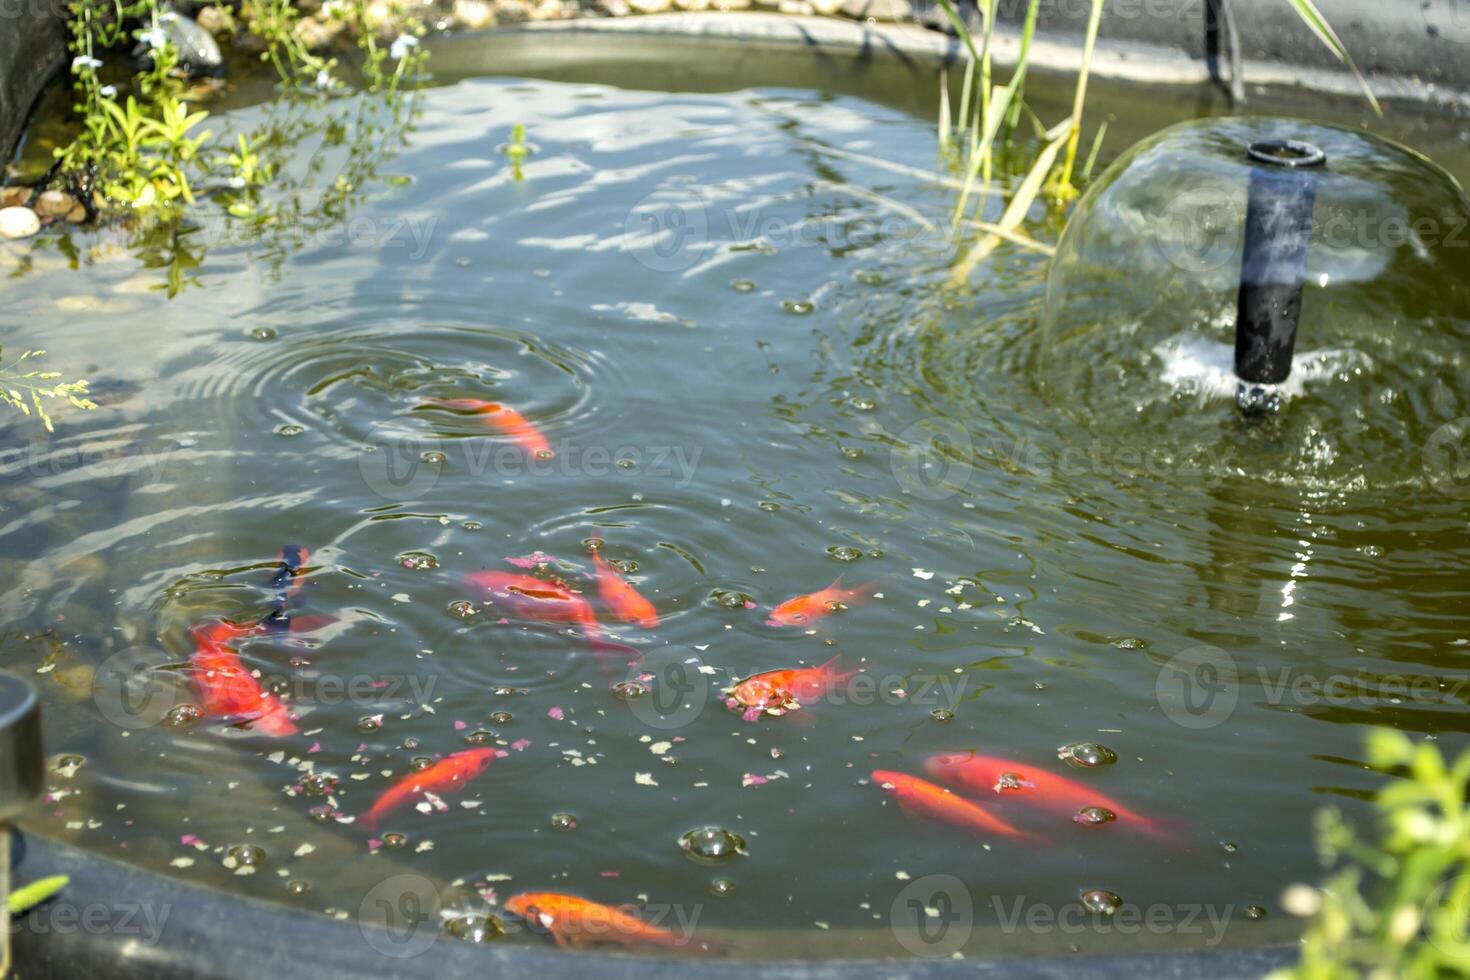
<box><xmin>710</xmin><ymin>879</ymin><xmax>736</xmax><ymax>897</ymax></box>
<box><xmin>421</xmin><ymin>451</ymin><xmax>446</xmax><ymax>464</ymax></box>
<box><xmin>827</xmin><ymin>545</ymin><xmax>862</xmax><ymax>562</ymax></box>
<box><xmin>303</xmin><ymin>772</ymin><xmax>339</xmax><ymax>796</ymax></box>
<box><xmin>550</xmin><ymin>812</ymin><xmax>578</xmax><ymax>831</ymax></box>
<box><xmin>930</xmin><ymin>709</ymin><xmax>954</xmax><ymax>723</ymax></box>
<box><xmin>1113</xmin><ymin>637</ymin><xmax>1147</xmax><ymax>650</ymax></box>
<box><xmin>275</xmin><ymin>424</ymin><xmax>305</xmax><ymax>437</ymax></box>
<box><xmin>848</xmin><ymin>397</ymin><xmax>876</xmax><ymax>411</ymax></box>
<box><xmin>781</xmin><ymin>300</ymin><xmax>814</xmax><ymax>315</ymax></box>
<box><xmin>223</xmin><ymin>844</ymin><xmax>267</xmax><ymax>871</ymax></box>
<box><xmin>404</xmin><ymin>737</ymin><xmax>420</xmax><ymax>749</ymax></box>
<box><xmin>708</xmin><ymin>589</ymin><xmax>753</xmax><ymax>609</ymax></box>
<box><xmin>308</xmin><ymin>805</ymin><xmax>338</xmax><ymax>822</ymax></box>
<box><xmin>443</xmin><ymin>914</ymin><xmax>504</xmax><ymax>942</ymax></box>
<box><xmin>1080</xmin><ymin>890</ymin><xmax>1122</xmax><ymax>914</ymax></box>
<box><xmin>489</xmin><ymin>711</ymin><xmax>513</xmax><ymax>725</ymax></box>
<box><xmin>1221</xmin><ymin>841</ymin><xmax>1239</xmax><ymax>853</ymax></box>
<box><xmin>1057</xmin><ymin>742</ymin><xmax>1117</xmax><ymax>768</ymax></box>
<box><xmin>399</xmin><ymin>551</ymin><xmax>439</xmax><ymax>571</ymax></box>
<box><xmin>612</xmin><ymin>681</ymin><xmax>647</xmax><ymax>701</ymax></box>
<box><xmin>249</xmin><ymin>327</ymin><xmax>277</xmax><ymax>341</ymax></box>
<box><xmin>383</xmin><ymin>833</ymin><xmax>408</xmax><ymax>849</ymax></box>
<box><xmin>287</xmin><ymin>879</ymin><xmax>310</xmax><ymax>896</ymax></box>
<box><xmin>1074</xmin><ymin>807</ymin><xmax>1116</xmax><ymax>826</ymax></box>
<box><xmin>462</xmin><ymin>521</ymin><xmax>482</xmax><ymax>532</ymax></box>
<box><xmin>758</xmin><ymin>501</ymin><xmax>780</xmax><ymax>512</ymax></box>
<box><xmin>165</xmin><ymin>704</ymin><xmax>204</xmax><ymax>728</ymax></box>
<box><xmin>1246</xmin><ymin>906</ymin><xmax>1267</xmax><ymax>919</ymax></box>
<box><xmin>679</xmin><ymin>827</ymin><xmax>747</xmax><ymax>865</ymax></box>
<box><xmin>411</xmin><ymin>756</ymin><xmax>434</xmax><ymax>770</ymax></box>
<box><xmin>840</xmin><ymin>447</ymin><xmax>864</xmax><ymax>459</ymax></box>
<box><xmin>446</xmin><ymin>600</ymin><xmax>477</xmax><ymax>620</ymax></box>
<box><xmin>465</xmin><ymin>729</ymin><xmax>495</xmax><ymax>746</ymax></box>
<box><xmin>359</xmin><ymin>715</ymin><xmax>383</xmax><ymax>733</ymax></box>
<box><xmin>731</xmin><ymin>279</ymin><xmax>756</xmax><ymax>293</ymax></box>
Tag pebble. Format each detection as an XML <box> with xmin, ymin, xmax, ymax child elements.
<box><xmin>627</xmin><ymin>0</ymin><xmax>672</xmax><ymax>10</ymax></box>
<box><xmin>195</xmin><ymin>5</ymin><xmax>231</xmax><ymax>33</ymax></box>
<box><xmin>491</xmin><ymin>0</ymin><xmax>532</xmax><ymax>21</ymax></box>
<box><xmin>0</xmin><ymin>207</ymin><xmax>40</xmax><ymax>240</ymax></box>
<box><xmin>34</xmin><ymin>190</ymin><xmax>79</xmax><ymax>220</ymax></box>
<box><xmin>452</xmin><ymin>0</ymin><xmax>496</xmax><ymax>26</ymax></box>
<box><xmin>840</xmin><ymin>0</ymin><xmax>911</xmax><ymax>19</ymax></box>
<box><xmin>0</xmin><ymin>187</ymin><xmax>29</xmax><ymax>208</ymax></box>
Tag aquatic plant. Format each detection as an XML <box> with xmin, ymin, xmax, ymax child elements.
<box><xmin>53</xmin><ymin>0</ymin><xmax>427</xmax><ymax>215</ymax></box>
<box><xmin>0</xmin><ymin>349</ymin><xmax>98</xmax><ymax>433</ymax></box>
<box><xmin>934</xmin><ymin>0</ymin><xmax>1382</xmax><ymax>283</ymax></box>
<box><xmin>1275</xmin><ymin>730</ymin><xmax>1470</xmax><ymax>979</ymax></box>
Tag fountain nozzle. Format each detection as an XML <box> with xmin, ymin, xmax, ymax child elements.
<box><xmin>1233</xmin><ymin>139</ymin><xmax>1325</xmax><ymax>415</ymax></box>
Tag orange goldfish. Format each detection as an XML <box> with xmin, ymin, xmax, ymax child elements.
<box><xmin>724</xmin><ymin>654</ymin><xmax>859</xmax><ymax>721</ymax></box>
<box><xmin>427</xmin><ymin>398</ymin><xmax>552</xmax><ymax>458</ymax></box>
<box><xmin>467</xmin><ymin>570</ymin><xmax>639</xmax><ymax>666</ymax></box>
<box><xmin>924</xmin><ymin>751</ymin><xmax>1168</xmax><ymax>836</ymax></box>
<box><xmin>872</xmin><ymin>769</ymin><xmax>1032</xmax><ymax>839</ymax></box>
<box><xmin>503</xmin><ymin>892</ymin><xmax>720</xmax><ymax>954</ymax></box>
<box><xmin>766</xmin><ymin>577</ymin><xmax>875</xmax><ymax>628</ymax></box>
<box><xmin>592</xmin><ymin>551</ymin><xmax>658</xmax><ymax>629</ymax></box>
<box><xmin>360</xmin><ymin>748</ymin><xmax>497</xmax><ymax>830</ymax></box>
<box><xmin>188</xmin><ymin>620</ymin><xmax>297</xmax><ymax>737</ymax></box>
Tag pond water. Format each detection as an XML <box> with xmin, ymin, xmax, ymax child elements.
<box><xmin>4</xmin><ymin>37</ymin><xmax>1469</xmax><ymax>960</ymax></box>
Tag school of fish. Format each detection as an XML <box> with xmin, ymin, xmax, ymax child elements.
<box><xmin>177</xmin><ymin>400</ymin><xmax>1181</xmax><ymax>955</ymax></box>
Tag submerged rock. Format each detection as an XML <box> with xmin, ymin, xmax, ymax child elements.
<box><xmin>0</xmin><ymin>206</ymin><xmax>40</xmax><ymax>240</ymax></box>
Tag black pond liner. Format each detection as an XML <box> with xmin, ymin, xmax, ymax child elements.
<box><xmin>4</xmin><ymin>5</ymin><xmax>1463</xmax><ymax>976</ymax></box>
<box><xmin>11</xmin><ymin>830</ymin><xmax>1297</xmax><ymax>978</ymax></box>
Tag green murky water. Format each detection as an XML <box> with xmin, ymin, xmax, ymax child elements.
<box><xmin>4</xmin><ymin>34</ymin><xmax>1470</xmax><ymax>960</ymax></box>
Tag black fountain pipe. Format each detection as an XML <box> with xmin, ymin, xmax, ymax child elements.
<box><xmin>1233</xmin><ymin>139</ymin><xmax>1325</xmax><ymax>415</ymax></box>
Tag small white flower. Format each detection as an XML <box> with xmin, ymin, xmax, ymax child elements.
<box><xmin>140</xmin><ymin>26</ymin><xmax>168</xmax><ymax>49</ymax></box>
<box><xmin>71</xmin><ymin>55</ymin><xmax>103</xmax><ymax>72</ymax></box>
<box><xmin>314</xmin><ymin>69</ymin><xmax>336</xmax><ymax>90</ymax></box>
<box><xmin>99</xmin><ymin>85</ymin><xmax>117</xmax><ymax>98</ymax></box>
<box><xmin>322</xmin><ymin>0</ymin><xmax>346</xmax><ymax>17</ymax></box>
<box><xmin>389</xmin><ymin>34</ymin><xmax>418</xmax><ymax>61</ymax></box>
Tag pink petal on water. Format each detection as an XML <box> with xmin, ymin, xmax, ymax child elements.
<box><xmin>180</xmin><ymin>834</ymin><xmax>202</xmax><ymax>847</ymax></box>
<box><xmin>741</xmin><ymin>707</ymin><xmax>764</xmax><ymax>723</ymax></box>
<box><xmin>367</xmin><ymin>839</ymin><xmax>383</xmax><ymax>852</ymax></box>
<box><xmin>510</xmin><ymin>738</ymin><xmax>532</xmax><ymax>751</ymax></box>
<box><xmin>600</xmin><ymin>871</ymin><xmax>620</xmax><ymax>878</ymax></box>
<box><xmin>742</xmin><ymin>773</ymin><xmax>769</xmax><ymax>787</ymax></box>
<box><xmin>454</xmin><ymin>720</ymin><xmax>467</xmax><ymax>731</ymax></box>
<box><xmin>505</xmin><ymin>552</ymin><xmax>555</xmax><ymax>569</ymax></box>
<box><xmin>548</xmin><ymin>706</ymin><xmax>565</xmax><ymax>721</ymax></box>
<box><xmin>307</xmin><ymin>741</ymin><xmax>321</xmax><ymax>754</ymax></box>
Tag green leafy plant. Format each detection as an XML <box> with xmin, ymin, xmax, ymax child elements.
<box><xmin>0</xmin><ymin>349</ymin><xmax>98</xmax><ymax>433</ymax></box>
<box><xmin>1274</xmin><ymin>730</ymin><xmax>1470</xmax><ymax>979</ymax></box>
<box><xmin>52</xmin><ymin>0</ymin><xmax>427</xmax><ymax>216</ymax></box>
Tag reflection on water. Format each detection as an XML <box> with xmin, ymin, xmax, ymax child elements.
<box><xmin>1</xmin><ymin>62</ymin><xmax>1468</xmax><ymax>960</ymax></box>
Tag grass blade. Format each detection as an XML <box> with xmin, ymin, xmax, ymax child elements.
<box><xmin>948</xmin><ymin>120</ymin><xmax>1071</xmax><ymax>286</ymax></box>
<box><xmin>1284</xmin><ymin>0</ymin><xmax>1381</xmax><ymax>116</ymax></box>
<box><xmin>1055</xmin><ymin>0</ymin><xmax>1103</xmax><ymax>197</ymax></box>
